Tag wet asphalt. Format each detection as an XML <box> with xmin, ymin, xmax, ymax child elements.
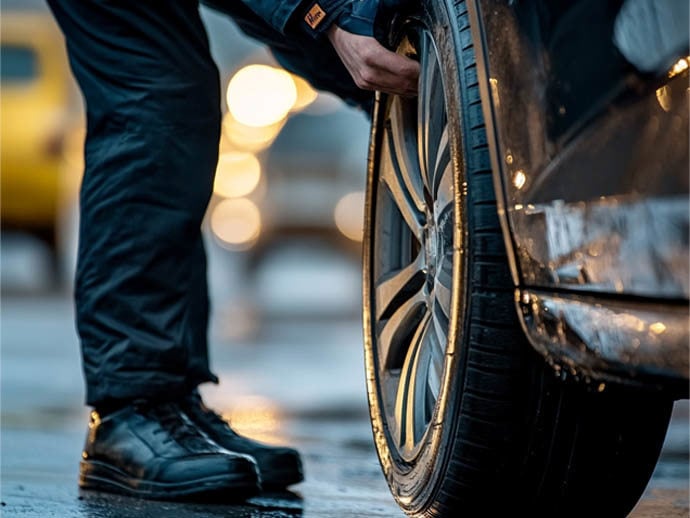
<box><xmin>1</xmin><ymin>295</ymin><xmax>688</xmax><ymax>517</ymax></box>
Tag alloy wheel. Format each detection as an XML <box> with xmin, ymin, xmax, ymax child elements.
<box><xmin>371</xmin><ymin>28</ymin><xmax>456</xmax><ymax>461</ymax></box>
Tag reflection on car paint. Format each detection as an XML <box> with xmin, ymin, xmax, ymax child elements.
<box><xmin>519</xmin><ymin>289</ymin><xmax>688</xmax><ymax>391</ymax></box>
<box><xmin>468</xmin><ymin>0</ymin><xmax>689</xmax><ymax>390</ymax></box>
<box><xmin>613</xmin><ymin>0</ymin><xmax>689</xmax><ymax>74</ymax></box>
<box><xmin>512</xmin><ymin>196</ymin><xmax>689</xmax><ymax>298</ymax></box>
<box><xmin>473</xmin><ymin>1</ymin><xmax>689</xmax><ymax>289</ymax></box>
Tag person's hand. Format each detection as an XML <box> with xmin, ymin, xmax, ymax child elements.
<box><xmin>327</xmin><ymin>24</ymin><xmax>419</xmax><ymax>97</ymax></box>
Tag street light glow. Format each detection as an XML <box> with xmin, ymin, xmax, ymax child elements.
<box><xmin>221</xmin><ymin>111</ymin><xmax>284</xmax><ymax>152</ymax></box>
<box><xmin>214</xmin><ymin>151</ymin><xmax>261</xmax><ymax>199</ymax></box>
<box><xmin>210</xmin><ymin>198</ymin><xmax>262</xmax><ymax>249</ymax></box>
<box><xmin>290</xmin><ymin>74</ymin><xmax>318</xmax><ymax>112</ymax></box>
<box><xmin>334</xmin><ymin>191</ymin><xmax>365</xmax><ymax>242</ymax></box>
<box><xmin>226</xmin><ymin>64</ymin><xmax>297</xmax><ymax>127</ymax></box>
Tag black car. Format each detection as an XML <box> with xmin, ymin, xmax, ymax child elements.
<box><xmin>362</xmin><ymin>0</ymin><xmax>689</xmax><ymax>516</ymax></box>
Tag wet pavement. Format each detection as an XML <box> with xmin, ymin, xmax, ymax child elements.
<box><xmin>1</xmin><ymin>294</ymin><xmax>688</xmax><ymax>517</ymax></box>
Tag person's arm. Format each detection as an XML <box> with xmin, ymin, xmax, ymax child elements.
<box><xmin>240</xmin><ymin>0</ymin><xmax>419</xmax><ymax>96</ymax></box>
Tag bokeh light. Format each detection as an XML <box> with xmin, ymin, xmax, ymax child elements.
<box><xmin>290</xmin><ymin>74</ymin><xmax>318</xmax><ymax>112</ymax></box>
<box><xmin>513</xmin><ymin>170</ymin><xmax>526</xmax><ymax>190</ymax></box>
<box><xmin>334</xmin><ymin>191</ymin><xmax>365</xmax><ymax>242</ymax></box>
<box><xmin>226</xmin><ymin>64</ymin><xmax>297</xmax><ymax>127</ymax></box>
<box><xmin>669</xmin><ymin>56</ymin><xmax>689</xmax><ymax>78</ymax></box>
<box><xmin>650</xmin><ymin>322</ymin><xmax>667</xmax><ymax>335</ymax></box>
<box><xmin>210</xmin><ymin>198</ymin><xmax>262</xmax><ymax>249</ymax></box>
<box><xmin>214</xmin><ymin>151</ymin><xmax>261</xmax><ymax>199</ymax></box>
<box><xmin>221</xmin><ymin>110</ymin><xmax>284</xmax><ymax>152</ymax></box>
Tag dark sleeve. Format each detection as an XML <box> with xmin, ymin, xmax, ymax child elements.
<box><xmin>240</xmin><ymin>0</ymin><xmax>350</xmax><ymax>37</ymax></box>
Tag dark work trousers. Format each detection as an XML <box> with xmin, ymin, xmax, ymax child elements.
<box><xmin>47</xmin><ymin>0</ymin><xmax>373</xmax><ymax>408</ymax></box>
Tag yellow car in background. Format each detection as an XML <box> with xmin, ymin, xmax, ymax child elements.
<box><xmin>1</xmin><ymin>12</ymin><xmax>82</xmax><ymax>270</ymax></box>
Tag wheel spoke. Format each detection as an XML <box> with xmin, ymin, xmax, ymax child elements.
<box><xmin>434</xmin><ymin>258</ymin><xmax>453</xmax><ymax>318</ymax></box>
<box><xmin>434</xmin><ymin>159</ymin><xmax>454</xmax><ymax>218</ymax></box>
<box><xmin>393</xmin><ymin>312</ymin><xmax>431</xmax><ymax>450</ymax></box>
<box><xmin>378</xmin><ymin>289</ymin><xmax>427</xmax><ymax>370</ymax></box>
<box><xmin>381</xmin><ymin>126</ymin><xmax>425</xmax><ymax>240</ymax></box>
<box><xmin>375</xmin><ymin>250</ymin><xmax>425</xmax><ymax>320</ymax></box>
<box><xmin>431</xmin><ymin>296</ymin><xmax>449</xmax><ymax>346</ymax></box>
<box><xmin>425</xmin><ymin>106</ymin><xmax>446</xmax><ymax>196</ymax></box>
<box><xmin>427</xmin><ymin>326</ymin><xmax>443</xmax><ymax>401</ymax></box>
<box><xmin>417</xmin><ymin>34</ymin><xmax>444</xmax><ymax>195</ymax></box>
<box><xmin>390</xmin><ymin>97</ymin><xmax>425</xmax><ymax>212</ymax></box>
<box><xmin>432</xmin><ymin>125</ymin><xmax>451</xmax><ymax>198</ymax></box>
<box><xmin>417</xmin><ymin>35</ymin><xmax>432</xmax><ymax>192</ymax></box>
<box><xmin>412</xmin><ymin>326</ymin><xmax>434</xmax><ymax>436</ymax></box>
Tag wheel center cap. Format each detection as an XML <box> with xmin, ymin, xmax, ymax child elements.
<box><xmin>424</xmin><ymin>218</ymin><xmax>438</xmax><ymax>277</ymax></box>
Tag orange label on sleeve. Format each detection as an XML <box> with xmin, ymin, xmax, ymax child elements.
<box><xmin>305</xmin><ymin>3</ymin><xmax>327</xmax><ymax>29</ymax></box>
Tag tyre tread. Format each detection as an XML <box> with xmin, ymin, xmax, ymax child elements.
<box><xmin>420</xmin><ymin>1</ymin><xmax>672</xmax><ymax>517</ymax></box>
<box><xmin>368</xmin><ymin>2</ymin><xmax>672</xmax><ymax>516</ymax></box>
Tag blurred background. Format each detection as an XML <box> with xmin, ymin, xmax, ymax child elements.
<box><xmin>1</xmin><ymin>0</ymin><xmax>370</xmax><ymax>326</ymax></box>
<box><xmin>1</xmin><ymin>2</ymin><xmax>686</xmax><ymax>517</ymax></box>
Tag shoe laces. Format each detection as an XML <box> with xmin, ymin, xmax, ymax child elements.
<box><xmin>184</xmin><ymin>394</ymin><xmax>239</xmax><ymax>437</ymax></box>
<box><xmin>138</xmin><ymin>401</ymin><xmax>211</xmax><ymax>448</ymax></box>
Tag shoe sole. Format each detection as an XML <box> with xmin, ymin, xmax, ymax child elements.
<box><xmin>261</xmin><ymin>465</ymin><xmax>305</xmax><ymax>489</ymax></box>
<box><xmin>79</xmin><ymin>459</ymin><xmax>260</xmax><ymax>501</ymax></box>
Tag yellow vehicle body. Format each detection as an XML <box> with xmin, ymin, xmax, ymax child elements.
<box><xmin>1</xmin><ymin>12</ymin><xmax>76</xmax><ymax>234</ymax></box>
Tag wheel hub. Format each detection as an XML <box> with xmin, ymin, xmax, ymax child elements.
<box><xmin>423</xmin><ymin>217</ymin><xmax>438</xmax><ymax>280</ymax></box>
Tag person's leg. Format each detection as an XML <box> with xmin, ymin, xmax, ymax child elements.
<box><xmin>202</xmin><ymin>0</ymin><xmax>375</xmax><ymax>112</ymax></box>
<box><xmin>46</xmin><ymin>0</ymin><xmax>263</xmax><ymax>498</ymax></box>
<box><xmin>48</xmin><ymin>0</ymin><xmax>219</xmax><ymax>409</ymax></box>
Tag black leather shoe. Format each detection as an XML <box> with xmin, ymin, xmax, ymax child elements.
<box><xmin>181</xmin><ymin>393</ymin><xmax>304</xmax><ymax>488</ymax></box>
<box><xmin>79</xmin><ymin>401</ymin><xmax>261</xmax><ymax>500</ymax></box>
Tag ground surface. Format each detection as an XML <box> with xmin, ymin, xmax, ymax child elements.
<box><xmin>1</xmin><ymin>295</ymin><xmax>687</xmax><ymax>517</ymax></box>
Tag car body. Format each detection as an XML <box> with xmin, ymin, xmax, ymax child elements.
<box><xmin>470</xmin><ymin>0</ymin><xmax>689</xmax><ymax>393</ymax></box>
<box><xmin>1</xmin><ymin>12</ymin><xmax>80</xmax><ymax>255</ymax></box>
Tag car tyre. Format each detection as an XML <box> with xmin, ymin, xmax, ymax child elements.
<box><xmin>362</xmin><ymin>1</ymin><xmax>674</xmax><ymax>516</ymax></box>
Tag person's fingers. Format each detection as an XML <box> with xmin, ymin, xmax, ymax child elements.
<box><xmin>365</xmin><ymin>44</ymin><xmax>420</xmax><ymax>79</ymax></box>
<box><xmin>354</xmin><ymin>65</ymin><xmax>417</xmax><ymax>96</ymax></box>
<box><xmin>355</xmin><ymin>41</ymin><xmax>419</xmax><ymax>95</ymax></box>
<box><xmin>328</xmin><ymin>26</ymin><xmax>420</xmax><ymax>96</ymax></box>
<box><xmin>350</xmin><ymin>51</ymin><xmax>419</xmax><ymax>96</ymax></box>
